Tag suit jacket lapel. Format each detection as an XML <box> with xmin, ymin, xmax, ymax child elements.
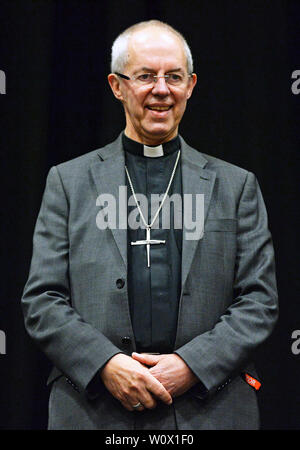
<box><xmin>180</xmin><ymin>137</ymin><xmax>216</xmax><ymax>291</ymax></box>
<box><xmin>89</xmin><ymin>133</ymin><xmax>127</xmax><ymax>268</ymax></box>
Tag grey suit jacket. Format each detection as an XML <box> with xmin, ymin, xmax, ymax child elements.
<box><xmin>21</xmin><ymin>133</ymin><xmax>278</xmax><ymax>430</ymax></box>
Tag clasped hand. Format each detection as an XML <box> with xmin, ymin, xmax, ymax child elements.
<box><xmin>100</xmin><ymin>352</ymin><xmax>198</xmax><ymax>412</ymax></box>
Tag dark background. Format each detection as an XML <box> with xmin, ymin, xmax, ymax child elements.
<box><xmin>0</xmin><ymin>0</ymin><xmax>299</xmax><ymax>430</ymax></box>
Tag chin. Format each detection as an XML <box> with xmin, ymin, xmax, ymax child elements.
<box><xmin>144</xmin><ymin>125</ymin><xmax>175</xmax><ymax>139</ymax></box>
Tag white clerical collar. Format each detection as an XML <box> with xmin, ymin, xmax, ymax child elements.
<box><xmin>122</xmin><ymin>133</ymin><xmax>180</xmax><ymax>158</ymax></box>
<box><xmin>143</xmin><ymin>144</ymin><xmax>164</xmax><ymax>157</ymax></box>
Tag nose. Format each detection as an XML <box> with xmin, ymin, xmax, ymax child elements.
<box><xmin>151</xmin><ymin>76</ymin><xmax>170</xmax><ymax>96</ymax></box>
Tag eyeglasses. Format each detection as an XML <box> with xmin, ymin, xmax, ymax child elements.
<box><xmin>114</xmin><ymin>72</ymin><xmax>191</xmax><ymax>86</ymax></box>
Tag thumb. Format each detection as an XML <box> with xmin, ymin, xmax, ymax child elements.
<box><xmin>132</xmin><ymin>352</ymin><xmax>160</xmax><ymax>366</ymax></box>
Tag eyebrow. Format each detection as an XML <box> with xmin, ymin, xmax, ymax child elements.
<box><xmin>133</xmin><ymin>67</ymin><xmax>184</xmax><ymax>75</ymax></box>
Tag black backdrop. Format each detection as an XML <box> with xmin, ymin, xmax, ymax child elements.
<box><xmin>0</xmin><ymin>0</ymin><xmax>299</xmax><ymax>430</ymax></box>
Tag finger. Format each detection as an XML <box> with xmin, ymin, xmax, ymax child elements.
<box><xmin>121</xmin><ymin>394</ymin><xmax>145</xmax><ymax>412</ymax></box>
<box><xmin>124</xmin><ymin>377</ymin><xmax>157</xmax><ymax>410</ymax></box>
<box><xmin>146</xmin><ymin>374</ymin><xmax>173</xmax><ymax>405</ymax></box>
<box><xmin>137</xmin><ymin>390</ymin><xmax>157</xmax><ymax>410</ymax></box>
<box><xmin>121</xmin><ymin>400</ymin><xmax>145</xmax><ymax>412</ymax></box>
<box><xmin>132</xmin><ymin>352</ymin><xmax>160</xmax><ymax>366</ymax></box>
<box><xmin>135</xmin><ymin>404</ymin><xmax>145</xmax><ymax>412</ymax></box>
<box><xmin>121</xmin><ymin>379</ymin><xmax>155</xmax><ymax>412</ymax></box>
<box><xmin>131</xmin><ymin>402</ymin><xmax>145</xmax><ymax>412</ymax></box>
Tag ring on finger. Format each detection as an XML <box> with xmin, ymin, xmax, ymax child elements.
<box><xmin>132</xmin><ymin>402</ymin><xmax>142</xmax><ymax>409</ymax></box>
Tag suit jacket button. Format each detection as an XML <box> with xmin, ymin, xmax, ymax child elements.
<box><xmin>121</xmin><ymin>336</ymin><xmax>131</xmax><ymax>346</ymax></box>
<box><xmin>116</xmin><ymin>278</ymin><xmax>125</xmax><ymax>289</ymax></box>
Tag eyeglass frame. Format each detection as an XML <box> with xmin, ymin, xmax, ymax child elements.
<box><xmin>114</xmin><ymin>71</ymin><xmax>193</xmax><ymax>85</ymax></box>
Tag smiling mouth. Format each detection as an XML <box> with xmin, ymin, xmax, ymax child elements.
<box><xmin>146</xmin><ymin>105</ymin><xmax>172</xmax><ymax>111</ymax></box>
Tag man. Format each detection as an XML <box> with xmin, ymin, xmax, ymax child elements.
<box><xmin>22</xmin><ymin>20</ymin><xmax>278</xmax><ymax>430</ymax></box>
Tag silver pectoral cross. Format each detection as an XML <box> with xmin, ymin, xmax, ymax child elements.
<box><xmin>131</xmin><ymin>227</ymin><xmax>165</xmax><ymax>268</ymax></box>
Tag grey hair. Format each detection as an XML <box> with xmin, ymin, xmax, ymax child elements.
<box><xmin>110</xmin><ymin>20</ymin><xmax>194</xmax><ymax>74</ymax></box>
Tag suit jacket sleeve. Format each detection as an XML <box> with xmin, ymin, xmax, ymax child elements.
<box><xmin>21</xmin><ymin>166</ymin><xmax>122</xmax><ymax>395</ymax></box>
<box><xmin>175</xmin><ymin>171</ymin><xmax>278</xmax><ymax>397</ymax></box>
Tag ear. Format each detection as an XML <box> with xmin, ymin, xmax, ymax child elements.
<box><xmin>107</xmin><ymin>73</ymin><xmax>125</xmax><ymax>102</ymax></box>
<box><xmin>186</xmin><ymin>73</ymin><xmax>197</xmax><ymax>99</ymax></box>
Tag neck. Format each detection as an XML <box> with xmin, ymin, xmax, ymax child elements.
<box><xmin>124</xmin><ymin>127</ymin><xmax>178</xmax><ymax>147</ymax></box>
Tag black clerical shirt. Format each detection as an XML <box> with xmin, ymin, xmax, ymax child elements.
<box><xmin>123</xmin><ymin>133</ymin><xmax>182</xmax><ymax>354</ymax></box>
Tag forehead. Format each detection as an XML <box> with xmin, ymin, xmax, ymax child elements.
<box><xmin>126</xmin><ymin>27</ymin><xmax>187</xmax><ymax>71</ymax></box>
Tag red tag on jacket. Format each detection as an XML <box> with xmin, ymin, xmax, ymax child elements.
<box><xmin>242</xmin><ymin>373</ymin><xmax>261</xmax><ymax>391</ymax></box>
